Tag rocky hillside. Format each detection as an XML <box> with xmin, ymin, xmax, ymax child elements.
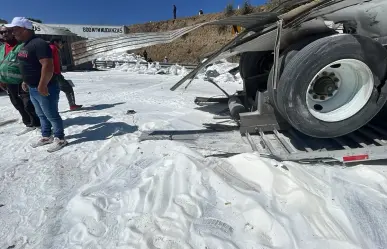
<box><xmin>126</xmin><ymin>6</ymin><xmax>266</xmax><ymax>64</ymax></box>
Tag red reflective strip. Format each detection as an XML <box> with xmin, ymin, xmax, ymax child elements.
<box><xmin>343</xmin><ymin>154</ymin><xmax>369</xmax><ymax>162</ymax></box>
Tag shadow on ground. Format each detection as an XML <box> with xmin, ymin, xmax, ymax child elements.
<box><xmin>63</xmin><ymin>115</ymin><xmax>112</xmax><ymax>127</ymax></box>
<box><xmin>61</xmin><ymin>102</ymin><xmax>126</xmax><ymax>113</ymax></box>
<box><xmin>194</xmin><ymin>103</ymin><xmax>229</xmax><ymax>115</ymax></box>
<box><xmin>66</xmin><ymin>122</ymin><xmax>138</xmax><ymax>145</ymax></box>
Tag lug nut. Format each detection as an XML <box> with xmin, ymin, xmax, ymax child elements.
<box><xmin>328</xmin><ymin>93</ymin><xmax>333</xmax><ymax>97</ymax></box>
<box><xmin>322</xmin><ymin>71</ymin><xmax>328</xmax><ymax>76</ymax></box>
<box><xmin>320</xmin><ymin>96</ymin><xmax>326</xmax><ymax>100</ymax></box>
<box><xmin>334</xmin><ymin>77</ymin><xmax>339</xmax><ymax>82</ymax></box>
<box><xmin>329</xmin><ymin>72</ymin><xmax>335</xmax><ymax>77</ymax></box>
<box><xmin>308</xmin><ymin>89</ymin><xmax>314</xmax><ymax>94</ymax></box>
<box><xmin>313</xmin><ymin>95</ymin><xmax>318</xmax><ymax>99</ymax></box>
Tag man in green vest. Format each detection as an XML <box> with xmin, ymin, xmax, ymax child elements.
<box><xmin>0</xmin><ymin>25</ymin><xmax>40</xmax><ymax>135</ymax></box>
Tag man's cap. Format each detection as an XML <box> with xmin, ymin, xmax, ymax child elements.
<box><xmin>4</xmin><ymin>17</ymin><xmax>33</xmax><ymax>30</ymax></box>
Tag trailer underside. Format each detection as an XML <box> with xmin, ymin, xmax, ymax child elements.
<box><xmin>70</xmin><ymin>0</ymin><xmax>387</xmax><ymax>163</ymax></box>
<box><xmin>200</xmin><ymin>90</ymin><xmax>387</xmax><ymax>163</ymax></box>
<box><xmin>140</xmin><ymin>90</ymin><xmax>387</xmax><ymax>164</ymax></box>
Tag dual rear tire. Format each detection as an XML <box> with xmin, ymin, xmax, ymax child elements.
<box><xmin>241</xmin><ymin>33</ymin><xmax>387</xmax><ymax>138</ymax></box>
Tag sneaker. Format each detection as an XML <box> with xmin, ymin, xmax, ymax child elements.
<box><xmin>70</xmin><ymin>105</ymin><xmax>83</xmax><ymax>111</ymax></box>
<box><xmin>31</xmin><ymin>136</ymin><xmax>54</xmax><ymax>148</ymax></box>
<box><xmin>47</xmin><ymin>138</ymin><xmax>68</xmax><ymax>153</ymax></box>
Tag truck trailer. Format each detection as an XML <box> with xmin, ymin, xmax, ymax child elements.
<box><xmin>71</xmin><ymin>0</ymin><xmax>387</xmax><ymax>163</ymax></box>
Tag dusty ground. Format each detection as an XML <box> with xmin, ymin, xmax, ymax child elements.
<box><xmin>126</xmin><ymin>6</ymin><xmax>266</xmax><ymax>64</ymax></box>
<box><xmin>2</xmin><ymin>69</ymin><xmax>386</xmax><ymax>249</ymax></box>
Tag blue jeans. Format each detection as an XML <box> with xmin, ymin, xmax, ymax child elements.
<box><xmin>29</xmin><ymin>82</ymin><xmax>65</xmax><ymax>139</ymax></box>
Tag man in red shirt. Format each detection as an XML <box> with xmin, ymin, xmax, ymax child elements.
<box><xmin>49</xmin><ymin>38</ymin><xmax>82</xmax><ymax>111</ymax></box>
<box><xmin>0</xmin><ymin>35</ymin><xmax>4</xmax><ymax>92</ymax></box>
<box><xmin>0</xmin><ymin>25</ymin><xmax>40</xmax><ymax>133</ymax></box>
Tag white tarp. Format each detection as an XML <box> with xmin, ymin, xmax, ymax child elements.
<box><xmin>45</xmin><ymin>24</ymin><xmax>126</xmax><ymax>38</ymax></box>
<box><xmin>71</xmin><ymin>23</ymin><xmax>210</xmax><ymax>65</ymax></box>
<box><xmin>31</xmin><ymin>21</ymin><xmax>79</xmax><ymax>36</ymax></box>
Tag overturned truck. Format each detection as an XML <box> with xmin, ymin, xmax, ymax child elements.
<box><xmin>71</xmin><ymin>0</ymin><xmax>387</xmax><ymax>163</ymax></box>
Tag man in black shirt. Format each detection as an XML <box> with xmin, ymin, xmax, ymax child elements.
<box><xmin>5</xmin><ymin>17</ymin><xmax>67</xmax><ymax>152</ymax></box>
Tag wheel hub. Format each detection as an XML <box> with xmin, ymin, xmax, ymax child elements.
<box><xmin>304</xmin><ymin>59</ymin><xmax>374</xmax><ymax>123</ymax></box>
<box><xmin>308</xmin><ymin>71</ymin><xmax>339</xmax><ymax>101</ymax></box>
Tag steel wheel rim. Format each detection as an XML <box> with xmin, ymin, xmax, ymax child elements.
<box><xmin>305</xmin><ymin>59</ymin><xmax>374</xmax><ymax>122</ymax></box>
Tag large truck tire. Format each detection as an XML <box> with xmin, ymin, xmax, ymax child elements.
<box><xmin>267</xmin><ymin>32</ymin><xmax>337</xmax><ymax>117</ymax></box>
<box><xmin>239</xmin><ymin>51</ymin><xmax>273</xmax><ymax>99</ymax></box>
<box><xmin>276</xmin><ymin>34</ymin><xmax>387</xmax><ymax>138</ymax></box>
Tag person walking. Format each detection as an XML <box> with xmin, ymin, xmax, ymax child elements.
<box><xmin>5</xmin><ymin>17</ymin><xmax>67</xmax><ymax>152</ymax></box>
<box><xmin>173</xmin><ymin>5</ymin><xmax>177</xmax><ymax>20</ymax></box>
<box><xmin>49</xmin><ymin>38</ymin><xmax>82</xmax><ymax>111</ymax></box>
<box><xmin>143</xmin><ymin>50</ymin><xmax>148</xmax><ymax>61</ymax></box>
<box><xmin>0</xmin><ymin>25</ymin><xmax>40</xmax><ymax>135</ymax></box>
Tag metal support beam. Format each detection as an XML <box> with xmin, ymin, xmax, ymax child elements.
<box><xmin>273</xmin><ymin>19</ymin><xmax>283</xmax><ymax>90</ymax></box>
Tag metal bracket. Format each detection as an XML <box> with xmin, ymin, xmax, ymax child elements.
<box><xmin>239</xmin><ymin>91</ymin><xmax>290</xmax><ymax>133</ymax></box>
<box><xmin>256</xmin><ymin>90</ymin><xmax>264</xmax><ymax>114</ymax></box>
<box><xmin>273</xmin><ymin>19</ymin><xmax>283</xmax><ymax>90</ymax></box>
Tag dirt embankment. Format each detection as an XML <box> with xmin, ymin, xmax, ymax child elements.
<box><xmin>126</xmin><ymin>7</ymin><xmax>265</xmax><ymax>64</ymax></box>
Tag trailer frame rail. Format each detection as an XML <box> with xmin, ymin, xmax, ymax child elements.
<box><xmin>246</xmin><ymin>123</ymin><xmax>387</xmax><ymax>163</ymax></box>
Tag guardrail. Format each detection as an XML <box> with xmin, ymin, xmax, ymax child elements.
<box><xmin>93</xmin><ymin>60</ymin><xmax>198</xmax><ymax>70</ymax></box>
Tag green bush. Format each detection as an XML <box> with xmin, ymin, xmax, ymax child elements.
<box><xmin>225</xmin><ymin>3</ymin><xmax>235</xmax><ymax>17</ymax></box>
<box><xmin>241</xmin><ymin>0</ymin><xmax>254</xmax><ymax>15</ymax></box>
